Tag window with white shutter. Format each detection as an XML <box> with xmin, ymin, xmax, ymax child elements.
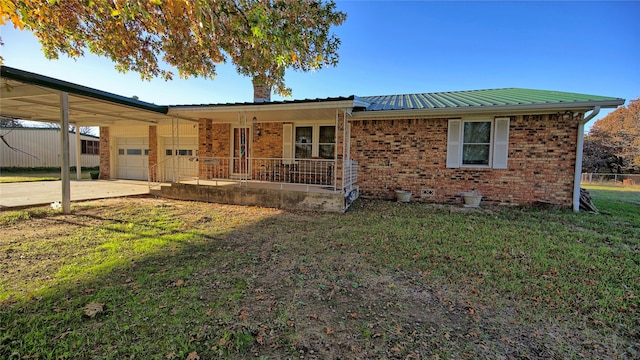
<box><xmin>446</xmin><ymin>119</ymin><xmax>462</xmax><ymax>168</ymax></box>
<box><xmin>282</xmin><ymin>124</ymin><xmax>293</xmax><ymax>164</ymax></box>
<box><xmin>446</xmin><ymin>118</ymin><xmax>510</xmax><ymax>169</ymax></box>
<box><xmin>492</xmin><ymin>117</ymin><xmax>510</xmax><ymax>169</ymax></box>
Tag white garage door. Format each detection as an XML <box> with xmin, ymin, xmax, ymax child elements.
<box><xmin>163</xmin><ymin>137</ymin><xmax>198</xmax><ymax>181</ymax></box>
<box><xmin>117</xmin><ymin>137</ymin><xmax>148</xmax><ymax>180</ymax></box>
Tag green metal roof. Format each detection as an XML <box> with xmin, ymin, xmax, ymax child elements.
<box><xmin>357</xmin><ymin>88</ymin><xmax>624</xmax><ymax>112</ymax></box>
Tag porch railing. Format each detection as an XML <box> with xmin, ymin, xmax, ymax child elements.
<box><xmin>148</xmin><ymin>156</ymin><xmax>199</xmax><ymax>189</ymax></box>
<box><xmin>200</xmin><ymin>157</ymin><xmax>336</xmax><ymax>189</ymax></box>
<box><xmin>343</xmin><ymin>159</ymin><xmax>358</xmax><ymax>192</ymax></box>
<box><xmin>150</xmin><ymin>157</ymin><xmax>350</xmax><ymax>192</ymax></box>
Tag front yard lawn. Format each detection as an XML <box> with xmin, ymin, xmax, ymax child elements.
<box><xmin>0</xmin><ymin>168</ymin><xmax>95</xmax><ymax>183</ymax></box>
<box><xmin>1</xmin><ymin>190</ymin><xmax>638</xmax><ymax>359</ymax></box>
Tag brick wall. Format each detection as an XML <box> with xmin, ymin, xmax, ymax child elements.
<box><xmin>252</xmin><ymin>122</ymin><xmax>284</xmax><ymax>158</ymax></box>
<box><xmin>148</xmin><ymin>125</ymin><xmax>158</xmax><ymax>181</ymax></box>
<box><xmin>253</xmin><ymin>81</ymin><xmax>271</xmax><ymax>103</ymax></box>
<box><xmin>198</xmin><ymin>120</ymin><xmax>231</xmax><ymax>178</ymax></box>
<box><xmin>99</xmin><ymin>126</ymin><xmax>110</xmax><ymax>179</ymax></box>
<box><xmin>350</xmin><ymin>113</ymin><xmax>580</xmax><ymax>207</ymax></box>
<box><xmin>198</xmin><ymin>119</ymin><xmax>214</xmax><ymax>158</ymax></box>
<box><xmin>335</xmin><ymin>113</ymin><xmax>345</xmax><ymax>190</ymax></box>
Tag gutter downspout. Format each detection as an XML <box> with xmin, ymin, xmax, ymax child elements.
<box><xmin>573</xmin><ymin>106</ymin><xmax>600</xmax><ymax>212</ymax></box>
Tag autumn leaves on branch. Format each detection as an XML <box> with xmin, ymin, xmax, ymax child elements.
<box><xmin>0</xmin><ymin>0</ymin><xmax>347</xmax><ymax>97</ymax></box>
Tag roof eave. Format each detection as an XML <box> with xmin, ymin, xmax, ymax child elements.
<box><xmin>351</xmin><ymin>100</ymin><xmax>625</xmax><ymax>120</ymax></box>
<box><xmin>1</xmin><ymin>66</ymin><xmax>168</xmax><ymax>114</ymax></box>
<box><xmin>169</xmin><ymin>99</ymin><xmax>356</xmax><ymax>115</ymax></box>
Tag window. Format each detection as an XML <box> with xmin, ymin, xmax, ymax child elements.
<box><xmin>295</xmin><ymin>126</ymin><xmax>313</xmax><ymax>158</ymax></box>
<box><xmin>446</xmin><ymin>118</ymin><xmax>509</xmax><ymax>169</ymax></box>
<box><xmin>318</xmin><ymin>126</ymin><xmax>336</xmax><ymax>159</ymax></box>
<box><xmin>81</xmin><ymin>140</ymin><xmax>99</xmax><ymax>155</ymax></box>
<box><xmin>294</xmin><ymin>125</ymin><xmax>336</xmax><ymax>159</ymax></box>
<box><xmin>127</xmin><ymin>149</ymin><xmax>143</xmax><ymax>155</ymax></box>
<box><xmin>462</xmin><ymin>121</ymin><xmax>491</xmax><ymax>165</ymax></box>
<box><xmin>165</xmin><ymin>149</ymin><xmax>194</xmax><ymax>156</ymax></box>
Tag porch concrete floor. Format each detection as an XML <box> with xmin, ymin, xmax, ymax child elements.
<box><xmin>0</xmin><ymin>180</ymin><xmax>150</xmax><ymax>209</ymax></box>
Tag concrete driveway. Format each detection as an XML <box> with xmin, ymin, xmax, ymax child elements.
<box><xmin>0</xmin><ymin>180</ymin><xmax>150</xmax><ymax>209</ymax></box>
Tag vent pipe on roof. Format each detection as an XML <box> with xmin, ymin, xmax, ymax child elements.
<box><xmin>573</xmin><ymin>106</ymin><xmax>600</xmax><ymax>212</ymax></box>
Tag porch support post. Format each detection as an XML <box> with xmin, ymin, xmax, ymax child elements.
<box><xmin>176</xmin><ymin>116</ymin><xmax>180</xmax><ymax>183</ymax></box>
<box><xmin>336</xmin><ymin>109</ymin><xmax>340</xmax><ymax>192</ymax></box>
<box><xmin>74</xmin><ymin>124</ymin><xmax>82</xmax><ymax>180</ymax></box>
<box><xmin>171</xmin><ymin>116</ymin><xmax>177</xmax><ymax>182</ymax></box>
<box><xmin>60</xmin><ymin>92</ymin><xmax>71</xmax><ymax>214</ymax></box>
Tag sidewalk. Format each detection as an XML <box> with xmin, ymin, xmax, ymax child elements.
<box><xmin>0</xmin><ymin>180</ymin><xmax>150</xmax><ymax>209</ymax></box>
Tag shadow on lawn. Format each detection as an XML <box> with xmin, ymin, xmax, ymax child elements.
<box><xmin>1</xmin><ymin>198</ymin><xmax>637</xmax><ymax>359</ymax></box>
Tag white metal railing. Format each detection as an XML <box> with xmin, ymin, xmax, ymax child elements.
<box><xmin>148</xmin><ymin>157</ymin><xmax>172</xmax><ymax>189</ymax></box>
<box><xmin>148</xmin><ymin>156</ymin><xmax>199</xmax><ymax>189</ymax></box>
<box><xmin>199</xmin><ymin>157</ymin><xmax>336</xmax><ymax>188</ymax></box>
<box><xmin>343</xmin><ymin>159</ymin><xmax>358</xmax><ymax>192</ymax></box>
<box><xmin>150</xmin><ymin>157</ymin><xmax>355</xmax><ymax>192</ymax></box>
<box><xmin>581</xmin><ymin>173</ymin><xmax>639</xmax><ymax>185</ymax></box>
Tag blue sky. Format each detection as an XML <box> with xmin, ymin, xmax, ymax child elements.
<box><xmin>1</xmin><ymin>1</ymin><xmax>639</xmax><ymax>131</ymax></box>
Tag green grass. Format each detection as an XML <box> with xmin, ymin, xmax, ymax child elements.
<box><xmin>583</xmin><ymin>183</ymin><xmax>640</xmax><ymax>204</ymax></box>
<box><xmin>1</xmin><ymin>191</ymin><xmax>638</xmax><ymax>359</ymax></box>
<box><xmin>0</xmin><ymin>167</ymin><xmax>98</xmax><ymax>183</ymax></box>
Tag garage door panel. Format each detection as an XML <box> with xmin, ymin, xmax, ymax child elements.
<box><xmin>116</xmin><ymin>137</ymin><xmax>148</xmax><ymax>180</ymax></box>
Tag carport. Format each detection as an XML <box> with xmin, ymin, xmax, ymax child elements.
<box><xmin>0</xmin><ymin>66</ymin><xmax>181</xmax><ymax>213</ymax></box>
<box><xmin>0</xmin><ymin>179</ymin><xmax>151</xmax><ymax>209</ymax></box>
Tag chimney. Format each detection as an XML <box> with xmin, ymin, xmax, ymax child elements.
<box><xmin>253</xmin><ymin>78</ymin><xmax>271</xmax><ymax>103</ymax></box>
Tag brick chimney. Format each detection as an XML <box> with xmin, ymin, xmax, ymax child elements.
<box><xmin>252</xmin><ymin>78</ymin><xmax>271</xmax><ymax>103</ymax></box>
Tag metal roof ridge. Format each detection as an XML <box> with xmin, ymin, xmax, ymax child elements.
<box><xmin>359</xmin><ymin>87</ymin><xmax>622</xmax><ymax>101</ymax></box>
<box><xmin>168</xmin><ymin>95</ymin><xmax>355</xmax><ymax>108</ymax></box>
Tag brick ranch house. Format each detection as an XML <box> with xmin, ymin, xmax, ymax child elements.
<box><xmin>1</xmin><ymin>66</ymin><xmax>625</xmax><ymax>212</ymax></box>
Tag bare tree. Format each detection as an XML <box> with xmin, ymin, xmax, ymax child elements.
<box><xmin>0</xmin><ymin>116</ymin><xmax>24</xmax><ymax>128</ymax></box>
<box><xmin>38</xmin><ymin>122</ymin><xmax>97</xmax><ymax>137</ymax></box>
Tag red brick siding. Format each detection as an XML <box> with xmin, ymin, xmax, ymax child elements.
<box><xmin>212</xmin><ymin>123</ymin><xmax>231</xmax><ymax>157</ymax></box>
<box><xmin>253</xmin><ymin>83</ymin><xmax>271</xmax><ymax>102</ymax></box>
<box><xmin>148</xmin><ymin>126</ymin><xmax>158</xmax><ymax>181</ymax></box>
<box><xmin>198</xmin><ymin>120</ymin><xmax>231</xmax><ymax>178</ymax></box>
<box><xmin>252</xmin><ymin>122</ymin><xmax>284</xmax><ymax>158</ymax></box>
<box><xmin>350</xmin><ymin>114</ymin><xmax>580</xmax><ymax>207</ymax></box>
<box><xmin>250</xmin><ymin>122</ymin><xmax>283</xmax><ymax>177</ymax></box>
<box><xmin>198</xmin><ymin>119</ymin><xmax>214</xmax><ymax>158</ymax></box>
<box><xmin>99</xmin><ymin>126</ymin><xmax>110</xmax><ymax>179</ymax></box>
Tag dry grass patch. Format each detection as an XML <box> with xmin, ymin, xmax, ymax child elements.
<box><xmin>1</xmin><ymin>194</ymin><xmax>638</xmax><ymax>359</ymax></box>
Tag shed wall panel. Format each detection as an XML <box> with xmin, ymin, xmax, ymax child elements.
<box><xmin>0</xmin><ymin>128</ymin><xmax>99</xmax><ymax>168</ymax></box>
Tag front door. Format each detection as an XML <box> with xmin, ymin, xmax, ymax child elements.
<box><xmin>232</xmin><ymin>127</ymin><xmax>250</xmax><ymax>178</ymax></box>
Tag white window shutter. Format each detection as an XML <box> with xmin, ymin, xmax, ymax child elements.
<box><xmin>446</xmin><ymin>119</ymin><xmax>462</xmax><ymax>168</ymax></box>
<box><xmin>493</xmin><ymin>117</ymin><xmax>510</xmax><ymax>169</ymax></box>
<box><xmin>282</xmin><ymin>124</ymin><xmax>293</xmax><ymax>164</ymax></box>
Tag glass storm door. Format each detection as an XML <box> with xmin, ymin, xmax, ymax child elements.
<box><xmin>232</xmin><ymin>127</ymin><xmax>250</xmax><ymax>177</ymax></box>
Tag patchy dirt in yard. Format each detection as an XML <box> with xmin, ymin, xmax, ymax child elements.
<box><xmin>1</xmin><ymin>197</ymin><xmax>636</xmax><ymax>359</ymax></box>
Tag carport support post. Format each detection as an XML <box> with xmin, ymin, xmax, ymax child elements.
<box><xmin>74</xmin><ymin>124</ymin><xmax>81</xmax><ymax>180</ymax></box>
<box><xmin>60</xmin><ymin>92</ymin><xmax>71</xmax><ymax>214</ymax></box>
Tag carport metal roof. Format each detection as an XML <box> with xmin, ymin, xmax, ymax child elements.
<box><xmin>0</xmin><ymin>66</ymin><xmax>177</xmax><ymax>126</ymax></box>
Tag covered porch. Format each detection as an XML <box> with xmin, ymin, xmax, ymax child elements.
<box><xmin>150</xmin><ymin>157</ymin><xmax>359</xmax><ymax>212</ymax></box>
<box><xmin>150</xmin><ymin>98</ymin><xmax>362</xmax><ymax>212</ymax></box>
